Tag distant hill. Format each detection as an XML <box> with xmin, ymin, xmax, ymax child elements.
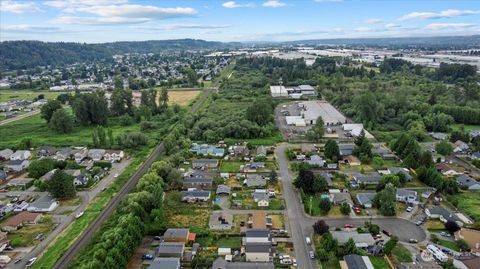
<box><xmin>0</xmin><ymin>39</ymin><xmax>239</xmax><ymax>71</ymax></box>
<box><xmin>279</xmin><ymin>35</ymin><xmax>480</xmax><ymax>49</ymax></box>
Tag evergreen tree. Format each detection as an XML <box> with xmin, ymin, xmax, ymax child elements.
<box><xmin>48</xmin><ymin>170</ymin><xmax>76</xmax><ymax>199</ymax></box>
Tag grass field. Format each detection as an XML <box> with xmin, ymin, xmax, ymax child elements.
<box><xmin>450</xmin><ymin>124</ymin><xmax>480</xmax><ymax>132</ymax></box>
<box><xmin>390</xmin><ymin>244</ymin><xmax>413</xmax><ymax>265</ymax></box>
<box><xmin>450</xmin><ymin>191</ymin><xmax>480</xmax><ymax>221</ymax></box>
<box><xmin>195</xmin><ymin>236</ymin><xmax>242</xmax><ymax>248</ymax></box>
<box><xmin>369</xmin><ymin>256</ymin><xmax>391</xmax><ymax>269</ymax></box>
<box><xmin>9</xmin><ymin>223</ymin><xmax>55</xmax><ymax>247</ymax></box>
<box><xmin>438</xmin><ymin>239</ymin><xmax>460</xmax><ymax>251</ymax></box>
<box><xmin>425</xmin><ymin>220</ymin><xmax>445</xmax><ymax>231</ymax></box>
<box><xmin>219</xmin><ymin>161</ymin><xmax>244</xmax><ymax>173</ymax></box>
<box><xmin>167</xmin><ymin>90</ymin><xmax>201</xmax><ymax>106</ymax></box>
<box><xmin>0</xmin><ymin>89</ymin><xmax>63</xmax><ymax>102</ymax></box>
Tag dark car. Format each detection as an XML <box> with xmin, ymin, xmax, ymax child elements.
<box><xmin>382</xmin><ymin>230</ymin><xmax>392</xmax><ymax>237</ymax></box>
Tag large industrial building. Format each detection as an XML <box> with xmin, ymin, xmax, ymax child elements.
<box><xmin>270</xmin><ymin>85</ymin><xmax>317</xmax><ymax>98</ymax></box>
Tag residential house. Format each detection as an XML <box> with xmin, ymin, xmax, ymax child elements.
<box><xmin>0</xmin><ymin>171</ymin><xmax>7</xmax><ymax>181</ymax></box>
<box><xmin>0</xmin><ymin>149</ymin><xmax>13</xmax><ymax>161</ymax></box>
<box><xmin>88</xmin><ymin>149</ymin><xmax>105</xmax><ymax>161</ymax></box>
<box><xmin>425</xmin><ymin>207</ymin><xmax>461</xmax><ymax>224</ymax></box>
<box><xmin>353</xmin><ymin>174</ymin><xmax>381</xmax><ymax>185</ymax></box>
<box><xmin>306</xmin><ymin>155</ymin><xmax>324</xmax><ymax>167</ymax></box>
<box><xmin>40</xmin><ymin>169</ymin><xmax>56</xmax><ymax>181</ymax></box>
<box><xmin>209</xmin><ymin>211</ymin><xmax>234</xmax><ymax>230</ymax></box>
<box><xmin>453</xmin><ymin>140</ymin><xmax>469</xmax><ymax>153</ymax></box>
<box><xmin>103</xmin><ymin>150</ymin><xmax>124</xmax><ymax>162</ymax></box>
<box><xmin>454</xmin><ymin>228</ymin><xmax>480</xmax><ymax>255</ymax></box>
<box><xmin>332</xmin><ymin>231</ymin><xmax>375</xmax><ymax>248</ymax></box>
<box><xmin>148</xmin><ymin>257</ymin><xmax>180</xmax><ymax>269</ymax></box>
<box><xmin>456</xmin><ymin>175</ymin><xmax>480</xmax><ymax>190</ymax></box>
<box><xmin>396</xmin><ymin>189</ymin><xmax>418</xmax><ymax>204</ymax></box>
<box><xmin>229</xmin><ymin>145</ymin><xmax>250</xmax><ymax>158</ymax></box>
<box><xmin>341</xmin><ymin>254</ymin><xmax>374</xmax><ymax>269</ymax></box>
<box><xmin>356</xmin><ymin>193</ymin><xmax>375</xmax><ymax>208</ymax></box>
<box><xmin>2</xmin><ymin>211</ymin><xmax>42</xmax><ymax>231</ymax></box>
<box><xmin>9</xmin><ymin>150</ymin><xmax>31</xmax><ymax>161</ymax></box>
<box><xmin>55</xmin><ymin>147</ymin><xmax>73</xmax><ymax>161</ymax></box>
<box><xmin>372</xmin><ymin>145</ymin><xmax>397</xmax><ymax>160</ymax></box>
<box><xmin>191</xmin><ymin>144</ymin><xmax>224</xmax><ymax>157</ymax></box>
<box><xmin>181</xmin><ymin>190</ymin><xmax>211</xmax><ymax>202</ymax></box>
<box><xmin>343</xmin><ymin>124</ymin><xmax>365</xmax><ymax>137</ymax></box>
<box><xmin>244</xmin><ymin>174</ymin><xmax>266</xmax><ymax>188</ymax></box>
<box><xmin>74</xmin><ymin>149</ymin><xmax>88</xmax><ymax>163</ymax></box>
<box><xmin>435</xmin><ymin>163</ymin><xmax>464</xmax><ymax>176</ymax></box>
<box><xmin>27</xmin><ymin>195</ymin><xmax>59</xmax><ymax>212</ymax></box>
<box><xmin>64</xmin><ymin>169</ymin><xmax>81</xmax><ymax>178</ymax></box>
<box><xmin>312</xmin><ymin>171</ymin><xmax>334</xmax><ymax>186</ymax></box>
<box><xmin>429</xmin><ymin>133</ymin><xmax>449</xmax><ymax>141</ymax></box>
<box><xmin>330</xmin><ymin>192</ymin><xmax>353</xmax><ymax>206</ymax></box>
<box><xmin>6</xmin><ymin>159</ymin><xmax>30</xmax><ymax>172</ymax></box>
<box><xmin>339</xmin><ymin>144</ymin><xmax>355</xmax><ymax>156</ymax></box>
<box><xmin>183</xmin><ymin>177</ymin><xmax>213</xmax><ymax>190</ymax></box>
<box><xmin>74</xmin><ymin>173</ymin><xmax>90</xmax><ymax>186</ymax></box>
<box><xmin>94</xmin><ymin>170</ymin><xmax>107</xmax><ymax>181</ymax></box>
<box><xmin>398</xmin><ymin>262</ymin><xmax>442</xmax><ymax>269</ymax></box>
<box><xmin>13</xmin><ymin>201</ymin><xmax>29</xmax><ymax>212</ymax></box>
<box><xmin>163</xmin><ymin>228</ymin><xmax>194</xmax><ymax>243</ymax></box>
<box><xmin>156</xmin><ymin>242</ymin><xmax>185</xmax><ymax>258</ymax></box>
<box><xmin>192</xmin><ymin>159</ymin><xmax>219</xmax><ymax>169</ymax></box>
<box><xmin>242</xmin><ymin>162</ymin><xmax>265</xmax><ymax>172</ymax></box>
<box><xmin>252</xmin><ymin>192</ymin><xmax>270</xmax><ymax>207</ymax></box>
<box><xmin>244</xmin><ymin>229</ymin><xmax>272</xmax><ymax>262</ymax></box>
<box><xmin>212</xmin><ymin>257</ymin><xmax>274</xmax><ymax>269</ymax></box>
<box><xmin>37</xmin><ymin>146</ymin><xmax>56</xmax><ymax>158</ymax></box>
<box><xmin>386</xmin><ymin>167</ymin><xmax>413</xmax><ymax>182</ymax></box>
<box><xmin>453</xmin><ymin>255</ymin><xmax>480</xmax><ymax>269</ymax></box>
<box><xmin>470</xmin><ymin>130</ymin><xmax>480</xmax><ymax>138</ymax></box>
<box><xmin>216</xmin><ymin>185</ymin><xmax>231</xmax><ymax>195</ymax></box>
<box><xmin>256</xmin><ymin>146</ymin><xmax>267</xmax><ymax>157</ymax></box>
<box><xmin>245</xmin><ymin>229</ymin><xmax>272</xmax><ymax>244</ymax></box>
<box><xmin>342</xmin><ymin>155</ymin><xmax>361</xmax><ymax>166</ymax></box>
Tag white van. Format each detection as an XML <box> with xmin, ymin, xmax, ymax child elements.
<box><xmin>305</xmin><ymin>237</ymin><xmax>311</xmax><ymax>245</ymax></box>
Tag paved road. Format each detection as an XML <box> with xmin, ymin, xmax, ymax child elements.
<box><xmin>9</xmin><ymin>160</ymin><xmax>132</xmax><ymax>269</ymax></box>
<box><xmin>275</xmin><ymin>143</ymin><xmax>428</xmax><ymax>269</ymax></box>
<box><xmin>50</xmin><ymin>87</ymin><xmax>214</xmax><ymax>269</ymax></box>
<box><xmin>0</xmin><ymin>109</ymin><xmax>40</xmax><ymax>126</ymax></box>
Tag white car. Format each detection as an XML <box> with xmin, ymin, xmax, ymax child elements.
<box><xmin>75</xmin><ymin>211</ymin><xmax>84</xmax><ymax>219</ymax></box>
<box><xmin>113</xmin><ymin>173</ymin><xmax>119</xmax><ymax>178</ymax></box>
<box><xmin>309</xmin><ymin>251</ymin><xmax>315</xmax><ymax>259</ymax></box>
<box><xmin>406</xmin><ymin>206</ymin><xmax>413</xmax><ymax>212</ymax></box>
<box><xmin>292</xmin><ymin>258</ymin><xmax>298</xmax><ymax>267</ymax></box>
<box><xmin>26</xmin><ymin>257</ymin><xmax>37</xmax><ymax>267</ymax></box>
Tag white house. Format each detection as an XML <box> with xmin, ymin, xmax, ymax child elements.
<box><xmin>6</xmin><ymin>160</ymin><xmax>30</xmax><ymax>172</ymax></box>
<box><xmin>27</xmin><ymin>195</ymin><xmax>59</xmax><ymax>213</ymax></box>
<box><xmin>103</xmin><ymin>150</ymin><xmax>124</xmax><ymax>162</ymax></box>
<box><xmin>9</xmin><ymin>150</ymin><xmax>31</xmax><ymax>161</ymax></box>
<box><xmin>253</xmin><ymin>192</ymin><xmax>270</xmax><ymax>207</ymax></box>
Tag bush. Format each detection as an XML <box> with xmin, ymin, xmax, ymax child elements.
<box><xmin>94</xmin><ymin>161</ymin><xmax>112</xmax><ymax>169</ymax></box>
<box><xmin>140</xmin><ymin>121</ymin><xmax>156</xmax><ymax>131</ymax></box>
<box><xmin>117</xmin><ymin>132</ymin><xmax>148</xmax><ymax>148</ymax></box>
<box><xmin>313</xmin><ymin>220</ymin><xmax>329</xmax><ymax>235</ymax></box>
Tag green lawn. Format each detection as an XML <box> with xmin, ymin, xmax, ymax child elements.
<box><xmin>196</xmin><ymin>236</ymin><xmax>242</xmax><ymax>248</ymax></box>
<box><xmin>438</xmin><ymin>239</ymin><xmax>460</xmax><ymax>251</ymax></box>
<box><xmin>449</xmin><ymin>191</ymin><xmax>480</xmax><ymax>221</ymax></box>
<box><xmin>219</xmin><ymin>161</ymin><xmax>244</xmax><ymax>173</ymax></box>
<box><xmin>390</xmin><ymin>244</ymin><xmax>413</xmax><ymax>265</ymax></box>
<box><xmin>369</xmin><ymin>256</ymin><xmax>391</xmax><ymax>269</ymax></box>
<box><xmin>0</xmin><ymin>89</ymin><xmax>63</xmax><ymax>102</ymax></box>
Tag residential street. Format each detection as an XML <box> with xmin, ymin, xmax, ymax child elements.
<box><xmin>0</xmin><ymin>109</ymin><xmax>40</xmax><ymax>126</ymax></box>
<box><xmin>274</xmin><ymin>143</ymin><xmax>427</xmax><ymax>269</ymax></box>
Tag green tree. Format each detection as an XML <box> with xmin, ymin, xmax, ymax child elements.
<box><xmin>246</xmin><ymin>99</ymin><xmax>273</xmax><ymax>126</ymax></box>
<box><xmin>313</xmin><ymin>176</ymin><xmax>328</xmax><ymax>193</ymax></box>
<box><xmin>27</xmin><ymin>158</ymin><xmax>56</xmax><ymax>178</ymax></box>
<box><xmin>456</xmin><ymin>239</ymin><xmax>469</xmax><ymax>251</ymax></box>
<box><xmin>159</xmin><ymin>88</ymin><xmax>169</xmax><ymax>112</ymax></box>
<box><xmin>49</xmin><ymin>108</ymin><xmax>73</xmax><ymax>133</ymax></box>
<box><xmin>319</xmin><ymin>198</ymin><xmax>332</xmax><ymax>214</ymax></box>
<box><xmin>340</xmin><ymin>202</ymin><xmax>351</xmax><ymax>215</ymax></box>
<box><xmin>313</xmin><ymin>220</ymin><xmax>329</xmax><ymax>235</ymax></box>
<box><xmin>383</xmin><ymin>236</ymin><xmax>399</xmax><ymax>255</ymax></box>
<box><xmin>48</xmin><ymin>170</ymin><xmax>76</xmax><ymax>199</ymax></box>
<box><xmin>307</xmin><ymin>117</ymin><xmax>325</xmax><ymax>142</ymax></box>
<box><xmin>435</xmin><ymin>140</ymin><xmax>453</xmax><ymax>156</ymax></box>
<box><xmin>372</xmin><ymin>156</ymin><xmax>384</xmax><ymax>167</ymax></box>
<box><xmin>353</xmin><ymin>132</ymin><xmax>373</xmax><ymax>163</ymax></box>
<box><xmin>374</xmin><ymin>183</ymin><xmax>396</xmax><ymax>216</ymax></box>
<box><xmin>40</xmin><ymin>99</ymin><xmax>62</xmax><ymax>122</ymax></box>
<box><xmin>324</xmin><ymin>139</ymin><xmax>340</xmax><ymax>162</ymax></box>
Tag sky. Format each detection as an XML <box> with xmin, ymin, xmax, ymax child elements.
<box><xmin>1</xmin><ymin>0</ymin><xmax>480</xmax><ymax>43</ymax></box>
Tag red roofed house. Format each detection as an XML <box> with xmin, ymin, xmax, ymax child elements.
<box><xmin>2</xmin><ymin>212</ymin><xmax>42</xmax><ymax>232</ymax></box>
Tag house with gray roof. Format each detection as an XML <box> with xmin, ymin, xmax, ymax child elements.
<box><xmin>148</xmin><ymin>257</ymin><xmax>180</xmax><ymax>269</ymax></box>
<box><xmin>470</xmin><ymin>130</ymin><xmax>480</xmax><ymax>138</ymax></box>
<box><xmin>430</xmin><ymin>133</ymin><xmax>449</xmax><ymax>141</ymax></box>
<box><xmin>256</xmin><ymin>146</ymin><xmax>267</xmax><ymax>157</ymax></box>
<box><xmin>6</xmin><ymin>159</ymin><xmax>30</xmax><ymax>172</ymax></box>
<box><xmin>244</xmin><ymin>174</ymin><xmax>266</xmax><ymax>188</ymax></box>
<box><xmin>396</xmin><ymin>189</ymin><xmax>418</xmax><ymax>204</ymax></box>
<box><xmin>425</xmin><ymin>207</ymin><xmax>460</xmax><ymax>224</ymax></box>
<box><xmin>339</xmin><ymin>144</ymin><xmax>355</xmax><ymax>156</ymax></box>
<box><xmin>0</xmin><ymin>171</ymin><xmax>6</xmax><ymax>181</ymax></box>
<box><xmin>216</xmin><ymin>185</ymin><xmax>231</xmax><ymax>195</ymax></box>
<box><xmin>88</xmin><ymin>149</ymin><xmax>105</xmax><ymax>161</ymax></box>
<box><xmin>55</xmin><ymin>147</ymin><xmax>73</xmax><ymax>161</ymax></box>
<box><xmin>343</xmin><ymin>254</ymin><xmax>375</xmax><ymax>269</ymax></box>
<box><xmin>10</xmin><ymin>150</ymin><xmax>31</xmax><ymax>161</ymax></box>
<box><xmin>192</xmin><ymin>159</ymin><xmax>219</xmax><ymax>169</ymax></box>
<box><xmin>191</xmin><ymin>144</ymin><xmax>224</xmax><ymax>157</ymax></box>
<box><xmin>332</xmin><ymin>231</ymin><xmax>375</xmax><ymax>248</ymax></box>
<box><xmin>330</xmin><ymin>192</ymin><xmax>353</xmax><ymax>206</ymax></box>
<box><xmin>387</xmin><ymin>167</ymin><xmax>413</xmax><ymax>182</ymax></box>
<box><xmin>252</xmin><ymin>192</ymin><xmax>270</xmax><ymax>207</ymax></box>
<box><xmin>356</xmin><ymin>193</ymin><xmax>375</xmax><ymax>208</ymax></box>
<box><xmin>353</xmin><ymin>174</ymin><xmax>381</xmax><ymax>185</ymax></box>
<box><xmin>181</xmin><ymin>190</ymin><xmax>211</xmax><ymax>202</ymax></box>
<box><xmin>306</xmin><ymin>155</ymin><xmax>324</xmax><ymax>167</ymax></box>
<box><xmin>27</xmin><ymin>195</ymin><xmax>59</xmax><ymax>212</ymax></box>
<box><xmin>456</xmin><ymin>174</ymin><xmax>480</xmax><ymax>190</ymax></box>
<box><xmin>183</xmin><ymin>178</ymin><xmax>213</xmax><ymax>190</ymax></box>
<box><xmin>0</xmin><ymin>149</ymin><xmax>13</xmax><ymax>160</ymax></box>
<box><xmin>156</xmin><ymin>242</ymin><xmax>185</xmax><ymax>258</ymax></box>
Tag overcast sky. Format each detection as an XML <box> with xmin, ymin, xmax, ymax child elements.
<box><xmin>1</xmin><ymin>0</ymin><xmax>479</xmax><ymax>43</ymax></box>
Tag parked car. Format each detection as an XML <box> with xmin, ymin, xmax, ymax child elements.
<box><xmin>382</xmin><ymin>230</ymin><xmax>392</xmax><ymax>236</ymax></box>
<box><xmin>409</xmin><ymin>238</ymin><xmax>418</xmax><ymax>243</ymax></box>
<box><xmin>440</xmin><ymin>232</ymin><xmax>451</xmax><ymax>237</ymax></box>
<box><xmin>305</xmin><ymin>237</ymin><xmax>311</xmax><ymax>245</ymax></box>
<box><xmin>292</xmin><ymin>258</ymin><xmax>297</xmax><ymax>267</ymax></box>
<box><xmin>25</xmin><ymin>257</ymin><xmax>37</xmax><ymax>267</ymax></box>
<box><xmin>344</xmin><ymin>224</ymin><xmax>354</xmax><ymax>229</ymax></box>
<box><xmin>406</xmin><ymin>206</ymin><xmax>413</xmax><ymax>212</ymax></box>
<box><xmin>153</xmin><ymin>236</ymin><xmax>162</xmax><ymax>240</ymax></box>
<box><xmin>309</xmin><ymin>251</ymin><xmax>315</xmax><ymax>259</ymax></box>
<box><xmin>142</xmin><ymin>254</ymin><xmax>154</xmax><ymax>260</ymax></box>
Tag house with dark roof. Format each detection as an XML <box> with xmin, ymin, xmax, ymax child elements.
<box><xmin>245</xmin><ymin>242</ymin><xmax>272</xmax><ymax>262</ymax></box>
<box><xmin>341</xmin><ymin>254</ymin><xmax>374</xmax><ymax>269</ymax></box>
<box><xmin>244</xmin><ymin>174</ymin><xmax>266</xmax><ymax>188</ymax></box>
<box><xmin>387</xmin><ymin>167</ymin><xmax>413</xmax><ymax>182</ymax></box>
<box><xmin>396</xmin><ymin>189</ymin><xmax>418</xmax><ymax>204</ymax></box>
<box><xmin>156</xmin><ymin>242</ymin><xmax>185</xmax><ymax>258</ymax></box>
<box><xmin>339</xmin><ymin>144</ymin><xmax>355</xmax><ymax>156</ymax></box>
<box><xmin>471</xmin><ymin>151</ymin><xmax>480</xmax><ymax>160</ymax></box>
<box><xmin>216</xmin><ymin>185</ymin><xmax>231</xmax><ymax>195</ymax></box>
<box><xmin>353</xmin><ymin>174</ymin><xmax>381</xmax><ymax>185</ymax></box>
<box><xmin>356</xmin><ymin>193</ymin><xmax>375</xmax><ymax>208</ymax></box>
<box><xmin>456</xmin><ymin>174</ymin><xmax>480</xmax><ymax>190</ymax></box>
<box><xmin>181</xmin><ymin>190</ymin><xmax>211</xmax><ymax>202</ymax></box>
<box><xmin>74</xmin><ymin>173</ymin><xmax>90</xmax><ymax>186</ymax></box>
<box><xmin>163</xmin><ymin>228</ymin><xmax>193</xmax><ymax>243</ymax></box>
<box><xmin>37</xmin><ymin>146</ymin><xmax>56</xmax><ymax>158</ymax></box>
<box><xmin>0</xmin><ymin>171</ymin><xmax>7</xmax><ymax>181</ymax></box>
<box><xmin>148</xmin><ymin>257</ymin><xmax>180</xmax><ymax>269</ymax></box>
<box><xmin>192</xmin><ymin>159</ymin><xmax>219</xmax><ymax>169</ymax></box>
<box><xmin>425</xmin><ymin>207</ymin><xmax>460</xmax><ymax>224</ymax></box>
<box><xmin>183</xmin><ymin>177</ymin><xmax>213</xmax><ymax>190</ymax></box>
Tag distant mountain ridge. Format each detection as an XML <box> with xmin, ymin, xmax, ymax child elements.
<box><xmin>0</xmin><ymin>39</ymin><xmax>239</xmax><ymax>71</ymax></box>
<box><xmin>1</xmin><ymin>36</ymin><xmax>479</xmax><ymax>71</ymax></box>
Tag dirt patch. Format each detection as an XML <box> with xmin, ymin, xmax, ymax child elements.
<box><xmin>168</xmin><ymin>90</ymin><xmax>201</xmax><ymax>106</ymax></box>
<box><xmin>127</xmin><ymin>236</ymin><xmax>154</xmax><ymax>269</ymax></box>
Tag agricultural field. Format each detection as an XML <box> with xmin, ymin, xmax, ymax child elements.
<box><xmin>0</xmin><ymin>89</ymin><xmax>64</xmax><ymax>102</ymax></box>
<box><xmin>162</xmin><ymin>89</ymin><xmax>201</xmax><ymax>106</ymax></box>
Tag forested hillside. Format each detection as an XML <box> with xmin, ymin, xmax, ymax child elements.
<box><xmin>0</xmin><ymin>39</ymin><xmax>236</xmax><ymax>71</ymax></box>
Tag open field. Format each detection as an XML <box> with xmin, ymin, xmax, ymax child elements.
<box><xmin>369</xmin><ymin>256</ymin><xmax>391</xmax><ymax>269</ymax></box>
<box><xmin>448</xmin><ymin>191</ymin><xmax>480</xmax><ymax>221</ymax></box>
<box><xmin>219</xmin><ymin>161</ymin><xmax>244</xmax><ymax>173</ymax></box>
<box><xmin>8</xmin><ymin>222</ymin><xmax>54</xmax><ymax>247</ymax></box>
<box><xmin>0</xmin><ymin>90</ymin><xmax>64</xmax><ymax>102</ymax></box>
<box><xmin>438</xmin><ymin>239</ymin><xmax>460</xmax><ymax>251</ymax></box>
<box><xmin>167</xmin><ymin>90</ymin><xmax>201</xmax><ymax>106</ymax></box>
<box><xmin>390</xmin><ymin>244</ymin><xmax>413</xmax><ymax>265</ymax></box>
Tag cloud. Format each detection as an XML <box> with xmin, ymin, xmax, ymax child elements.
<box><xmin>222</xmin><ymin>1</ymin><xmax>240</xmax><ymax>8</ymax></box>
<box><xmin>354</xmin><ymin>27</ymin><xmax>373</xmax><ymax>32</ymax></box>
<box><xmin>400</xmin><ymin>9</ymin><xmax>480</xmax><ymax>20</ymax></box>
<box><xmin>43</xmin><ymin>0</ymin><xmax>127</xmax><ymax>9</ymax></box>
<box><xmin>52</xmin><ymin>16</ymin><xmax>150</xmax><ymax>25</ymax></box>
<box><xmin>0</xmin><ymin>1</ymin><xmax>41</xmax><ymax>13</ymax></box>
<box><xmin>263</xmin><ymin>1</ymin><xmax>286</xmax><ymax>8</ymax></box>
<box><xmin>1</xmin><ymin>24</ymin><xmax>60</xmax><ymax>33</ymax></box>
<box><xmin>384</xmin><ymin>23</ymin><xmax>400</xmax><ymax>29</ymax></box>
<box><xmin>70</xmin><ymin>4</ymin><xmax>197</xmax><ymax>19</ymax></box>
<box><xmin>425</xmin><ymin>23</ymin><xmax>477</xmax><ymax>30</ymax></box>
<box><xmin>361</xmin><ymin>18</ymin><xmax>382</xmax><ymax>24</ymax></box>
<box><xmin>131</xmin><ymin>24</ymin><xmax>231</xmax><ymax>31</ymax></box>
